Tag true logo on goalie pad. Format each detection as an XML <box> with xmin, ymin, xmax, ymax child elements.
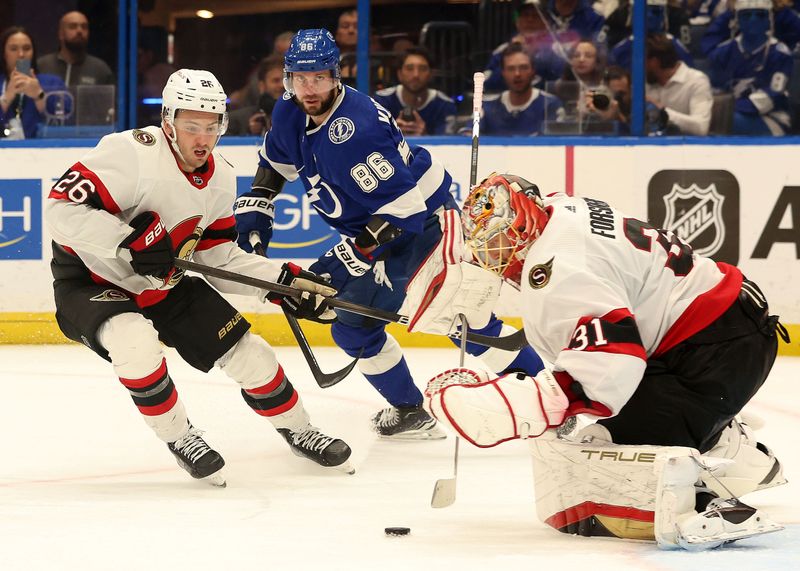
<box><xmin>528</xmin><ymin>257</ymin><xmax>553</xmax><ymax>289</ymax></box>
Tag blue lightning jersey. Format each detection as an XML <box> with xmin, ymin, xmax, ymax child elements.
<box><xmin>258</xmin><ymin>86</ymin><xmax>452</xmax><ymax>239</ymax></box>
<box><xmin>709</xmin><ymin>37</ymin><xmax>793</xmax><ymax>132</ymax></box>
<box><xmin>482</xmin><ymin>89</ymin><xmax>564</xmax><ymax>136</ymax></box>
<box><xmin>372</xmin><ymin>86</ymin><xmax>457</xmax><ymax>135</ymax></box>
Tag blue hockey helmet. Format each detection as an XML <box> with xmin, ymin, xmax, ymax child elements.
<box><xmin>283</xmin><ymin>29</ymin><xmax>341</xmax><ymax>95</ymax></box>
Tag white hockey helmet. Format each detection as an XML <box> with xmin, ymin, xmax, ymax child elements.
<box><xmin>161</xmin><ymin>69</ymin><xmax>228</xmax><ymax>135</ymax></box>
<box><xmin>735</xmin><ymin>0</ymin><xmax>772</xmax><ymax>10</ymax></box>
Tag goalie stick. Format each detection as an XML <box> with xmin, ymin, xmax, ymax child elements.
<box><xmin>249</xmin><ymin>234</ymin><xmax>360</xmax><ymax>389</ymax></box>
<box><xmin>430</xmin><ymin>72</ymin><xmax>486</xmax><ymax>509</ymax></box>
<box><xmin>431</xmin><ymin>313</ymin><xmax>470</xmax><ymax>508</ymax></box>
<box><xmin>173</xmin><ymin>258</ymin><xmax>528</xmax><ymax>351</ymax></box>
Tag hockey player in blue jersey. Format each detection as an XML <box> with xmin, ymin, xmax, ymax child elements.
<box><xmin>708</xmin><ymin>0</ymin><xmax>793</xmax><ymax>135</ymax></box>
<box><xmin>234</xmin><ymin>29</ymin><xmax>544</xmax><ymax>440</ymax></box>
<box><xmin>609</xmin><ymin>0</ymin><xmax>694</xmax><ymax>69</ymax></box>
<box><xmin>372</xmin><ymin>47</ymin><xmax>457</xmax><ymax>136</ymax></box>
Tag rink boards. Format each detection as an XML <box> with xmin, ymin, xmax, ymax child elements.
<box><xmin>0</xmin><ymin>137</ymin><xmax>797</xmax><ymax>354</ymax></box>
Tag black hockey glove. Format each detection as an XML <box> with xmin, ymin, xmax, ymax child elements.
<box><xmin>268</xmin><ymin>262</ymin><xmax>338</xmax><ymax>324</ymax></box>
<box><xmin>120</xmin><ymin>211</ymin><xmax>175</xmax><ymax>280</ymax></box>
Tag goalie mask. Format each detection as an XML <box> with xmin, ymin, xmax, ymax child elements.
<box><xmin>461</xmin><ymin>173</ymin><xmax>548</xmax><ymax>286</ymax></box>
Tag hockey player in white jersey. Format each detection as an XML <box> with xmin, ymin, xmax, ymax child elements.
<box><xmin>44</xmin><ymin>69</ymin><xmax>354</xmax><ymax>485</ymax></box>
<box><xmin>422</xmin><ymin>173</ymin><xmax>788</xmax><ymax>549</ymax></box>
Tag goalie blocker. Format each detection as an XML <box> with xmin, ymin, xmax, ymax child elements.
<box><xmin>423</xmin><ymin>368</ymin><xmax>784</xmax><ymax>550</ymax></box>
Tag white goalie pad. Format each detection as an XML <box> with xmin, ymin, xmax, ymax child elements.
<box><xmin>424</xmin><ymin>368</ymin><xmax>568</xmax><ymax>447</ymax></box>
<box><xmin>400</xmin><ymin>209</ymin><xmax>502</xmax><ymax>335</ymax></box>
<box><xmin>529</xmin><ymin>434</ymin><xmax>784</xmax><ymax>550</ymax></box>
<box><xmin>530</xmin><ymin>436</ymin><xmax>701</xmax><ymax>544</ymax></box>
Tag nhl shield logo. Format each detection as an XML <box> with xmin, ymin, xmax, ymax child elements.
<box><xmin>662</xmin><ymin>183</ymin><xmax>725</xmax><ymax>258</ymax></box>
<box><xmin>328</xmin><ymin>117</ymin><xmax>355</xmax><ymax>144</ymax></box>
<box><xmin>648</xmin><ymin>170</ymin><xmax>739</xmax><ymax>265</ymax></box>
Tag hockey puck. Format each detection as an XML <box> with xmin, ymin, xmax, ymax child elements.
<box><xmin>384</xmin><ymin>527</ymin><xmax>411</xmax><ymax>536</ymax></box>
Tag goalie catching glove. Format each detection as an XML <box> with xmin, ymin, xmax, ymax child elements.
<box><xmin>423</xmin><ymin>367</ymin><xmax>569</xmax><ymax>447</ymax></box>
<box><xmin>267</xmin><ymin>262</ymin><xmax>337</xmax><ymax>323</ymax></box>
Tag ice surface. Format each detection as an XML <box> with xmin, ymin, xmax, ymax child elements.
<box><xmin>1</xmin><ymin>345</ymin><xmax>797</xmax><ymax>570</ymax></box>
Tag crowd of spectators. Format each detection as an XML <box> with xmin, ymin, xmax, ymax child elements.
<box><xmin>5</xmin><ymin>1</ymin><xmax>800</xmax><ymax>139</ymax></box>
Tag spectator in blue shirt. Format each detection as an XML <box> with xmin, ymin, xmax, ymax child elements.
<box><xmin>483</xmin><ymin>43</ymin><xmax>564</xmax><ymax>136</ymax></box>
<box><xmin>373</xmin><ymin>47</ymin><xmax>457</xmax><ymax>135</ymax></box>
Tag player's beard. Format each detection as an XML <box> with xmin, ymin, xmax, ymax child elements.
<box><xmin>296</xmin><ymin>86</ymin><xmax>339</xmax><ymax>120</ymax></box>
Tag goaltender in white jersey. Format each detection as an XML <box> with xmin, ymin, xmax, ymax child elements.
<box><xmin>420</xmin><ymin>173</ymin><xmax>788</xmax><ymax>550</ymax></box>
<box><xmin>45</xmin><ymin>69</ymin><xmax>354</xmax><ymax>485</ymax></box>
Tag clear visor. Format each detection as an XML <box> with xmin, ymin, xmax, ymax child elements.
<box><xmin>173</xmin><ymin>115</ymin><xmax>227</xmax><ymax>136</ymax></box>
<box><xmin>284</xmin><ymin>71</ymin><xmax>338</xmax><ymax>96</ymax></box>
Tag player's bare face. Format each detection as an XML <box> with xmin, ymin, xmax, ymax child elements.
<box><xmin>292</xmin><ymin>70</ymin><xmax>337</xmax><ymax>120</ymax></box>
<box><xmin>170</xmin><ymin>109</ymin><xmax>222</xmax><ymax>171</ymax></box>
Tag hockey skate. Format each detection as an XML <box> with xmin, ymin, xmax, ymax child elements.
<box><xmin>703</xmin><ymin>418</ymin><xmax>787</xmax><ymax>498</ymax></box>
<box><xmin>167</xmin><ymin>425</ymin><xmax>226</xmax><ymax>487</ymax></box>
<box><xmin>278</xmin><ymin>425</ymin><xmax>355</xmax><ymax>474</ymax></box>
<box><xmin>371</xmin><ymin>405</ymin><xmax>447</xmax><ymax>440</ymax></box>
<box><xmin>676</xmin><ymin>497</ymin><xmax>784</xmax><ymax>550</ymax></box>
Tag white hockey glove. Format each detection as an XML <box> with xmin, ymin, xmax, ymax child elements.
<box><xmin>423</xmin><ymin>368</ymin><xmax>569</xmax><ymax>447</ymax></box>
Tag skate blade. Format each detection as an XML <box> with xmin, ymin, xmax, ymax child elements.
<box><xmin>335</xmin><ymin>460</ymin><xmax>356</xmax><ymax>475</ymax></box>
<box><xmin>202</xmin><ymin>471</ymin><xmax>227</xmax><ymax>487</ymax></box>
<box><xmin>679</xmin><ymin>521</ymin><xmax>784</xmax><ymax>551</ymax></box>
<box><xmin>378</xmin><ymin>425</ymin><xmax>448</xmax><ymax>441</ymax></box>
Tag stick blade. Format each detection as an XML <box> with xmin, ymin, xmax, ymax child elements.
<box><xmin>431</xmin><ymin>477</ymin><xmax>457</xmax><ymax>508</ymax></box>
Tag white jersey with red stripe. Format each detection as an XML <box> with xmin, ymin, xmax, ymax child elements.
<box><xmin>45</xmin><ymin>126</ymin><xmax>282</xmax><ymax>306</ymax></box>
<box><xmin>520</xmin><ymin>193</ymin><xmax>742</xmax><ymax>415</ymax></box>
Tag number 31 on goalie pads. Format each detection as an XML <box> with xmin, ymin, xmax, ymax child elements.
<box><xmin>400</xmin><ymin>209</ymin><xmax>502</xmax><ymax>335</ymax></box>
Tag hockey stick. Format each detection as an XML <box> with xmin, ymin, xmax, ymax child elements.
<box><xmin>431</xmin><ymin>72</ymin><xmax>485</xmax><ymax>510</ymax></box>
<box><xmin>250</xmin><ymin>234</ymin><xmax>360</xmax><ymax>389</ymax></box>
<box><xmin>431</xmin><ymin>312</ymin><xmax>469</xmax><ymax>509</ymax></box>
<box><xmin>173</xmin><ymin>258</ymin><xmax>527</xmax><ymax>351</ymax></box>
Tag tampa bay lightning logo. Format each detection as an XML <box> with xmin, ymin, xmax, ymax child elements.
<box><xmin>328</xmin><ymin>117</ymin><xmax>355</xmax><ymax>144</ymax></box>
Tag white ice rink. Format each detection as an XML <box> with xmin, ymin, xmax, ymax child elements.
<box><xmin>1</xmin><ymin>344</ymin><xmax>798</xmax><ymax>571</ymax></box>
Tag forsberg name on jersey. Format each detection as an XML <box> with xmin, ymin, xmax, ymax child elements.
<box><xmin>583</xmin><ymin>198</ymin><xmax>616</xmax><ymax>239</ymax></box>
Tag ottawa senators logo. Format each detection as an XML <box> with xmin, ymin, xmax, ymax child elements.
<box><xmin>528</xmin><ymin>257</ymin><xmax>554</xmax><ymax>290</ymax></box>
<box><xmin>90</xmin><ymin>289</ymin><xmax>131</xmax><ymax>302</ymax></box>
<box><xmin>132</xmin><ymin>129</ymin><xmax>156</xmax><ymax>146</ymax></box>
<box><xmin>168</xmin><ymin>216</ymin><xmax>203</xmax><ymax>285</ymax></box>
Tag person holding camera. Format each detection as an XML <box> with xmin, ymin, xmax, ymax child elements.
<box><xmin>645</xmin><ymin>33</ymin><xmax>712</xmax><ymax>136</ymax></box>
<box><xmin>226</xmin><ymin>55</ymin><xmax>284</xmax><ymax>136</ymax></box>
<box><xmin>0</xmin><ymin>26</ymin><xmax>67</xmax><ymax>139</ymax></box>
<box><xmin>584</xmin><ymin>65</ymin><xmax>632</xmax><ymax>131</ymax></box>
<box><xmin>553</xmin><ymin>40</ymin><xmax>606</xmax><ymax>122</ymax></box>
<box><xmin>372</xmin><ymin>46</ymin><xmax>457</xmax><ymax>136</ymax></box>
